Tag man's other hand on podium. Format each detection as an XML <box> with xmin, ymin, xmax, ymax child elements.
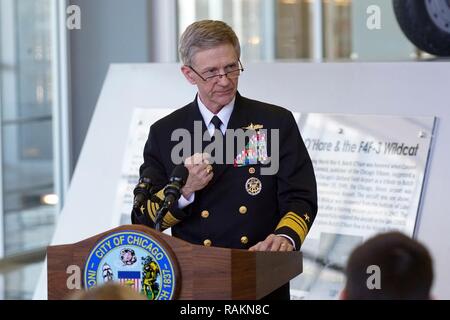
<box><xmin>248</xmin><ymin>234</ymin><xmax>294</xmax><ymax>252</ymax></box>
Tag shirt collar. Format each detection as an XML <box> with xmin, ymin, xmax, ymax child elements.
<box><xmin>197</xmin><ymin>95</ymin><xmax>235</xmax><ymax>129</ymax></box>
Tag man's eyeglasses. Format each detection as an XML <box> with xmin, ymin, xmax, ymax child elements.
<box><xmin>188</xmin><ymin>60</ymin><xmax>244</xmax><ymax>82</ymax></box>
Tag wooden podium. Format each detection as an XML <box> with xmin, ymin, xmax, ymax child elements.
<box><xmin>47</xmin><ymin>225</ymin><xmax>302</xmax><ymax>300</ymax></box>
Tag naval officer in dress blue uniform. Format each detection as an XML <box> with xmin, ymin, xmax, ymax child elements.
<box><xmin>132</xmin><ymin>20</ymin><xmax>317</xmax><ymax>300</ymax></box>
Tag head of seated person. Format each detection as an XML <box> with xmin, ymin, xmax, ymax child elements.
<box><xmin>68</xmin><ymin>282</ymin><xmax>147</xmax><ymax>300</ymax></box>
<box><xmin>341</xmin><ymin>231</ymin><xmax>433</xmax><ymax>300</ymax></box>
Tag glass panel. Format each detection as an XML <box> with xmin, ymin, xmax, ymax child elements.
<box><xmin>177</xmin><ymin>0</ymin><xmax>274</xmax><ymax>61</ymax></box>
<box><xmin>2</xmin><ymin>261</ymin><xmax>43</xmax><ymax>299</ymax></box>
<box><xmin>2</xmin><ymin>0</ymin><xmax>53</xmax><ymax>122</ymax></box>
<box><xmin>177</xmin><ymin>0</ymin><xmax>420</xmax><ymax>62</ymax></box>
<box><xmin>323</xmin><ymin>0</ymin><xmax>352</xmax><ymax>60</ymax></box>
<box><xmin>1</xmin><ymin>0</ymin><xmax>57</xmax><ymax>258</ymax></box>
<box><xmin>349</xmin><ymin>0</ymin><xmax>416</xmax><ymax>61</ymax></box>
<box><xmin>276</xmin><ymin>0</ymin><xmax>313</xmax><ymax>59</ymax></box>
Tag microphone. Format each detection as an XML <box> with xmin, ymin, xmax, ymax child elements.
<box><xmin>133</xmin><ymin>167</ymin><xmax>156</xmax><ymax>214</ymax></box>
<box><xmin>162</xmin><ymin>165</ymin><xmax>189</xmax><ymax>208</ymax></box>
<box><xmin>155</xmin><ymin>165</ymin><xmax>189</xmax><ymax>231</ymax></box>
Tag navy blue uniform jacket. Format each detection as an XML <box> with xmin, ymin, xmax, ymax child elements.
<box><xmin>132</xmin><ymin>92</ymin><xmax>317</xmax><ymax>251</ymax></box>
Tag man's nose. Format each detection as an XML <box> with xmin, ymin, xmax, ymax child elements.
<box><xmin>217</xmin><ymin>73</ymin><xmax>231</xmax><ymax>85</ymax></box>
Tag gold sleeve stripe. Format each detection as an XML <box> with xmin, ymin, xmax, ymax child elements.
<box><xmin>151</xmin><ymin>201</ymin><xmax>158</xmax><ymax>214</ymax></box>
<box><xmin>146</xmin><ymin>188</ymin><xmax>181</xmax><ymax>229</ymax></box>
<box><xmin>285</xmin><ymin>212</ymin><xmax>309</xmax><ymax>233</ymax></box>
<box><xmin>276</xmin><ymin>211</ymin><xmax>310</xmax><ymax>244</ymax></box>
<box><xmin>147</xmin><ymin>189</ymin><xmax>165</xmax><ymax>222</ymax></box>
<box><xmin>148</xmin><ymin>201</ymin><xmax>157</xmax><ymax>220</ymax></box>
<box><xmin>286</xmin><ymin>216</ymin><xmax>308</xmax><ymax>235</ymax></box>
<box><xmin>162</xmin><ymin>221</ymin><xmax>170</xmax><ymax>229</ymax></box>
<box><xmin>276</xmin><ymin>218</ymin><xmax>307</xmax><ymax>244</ymax></box>
<box><xmin>163</xmin><ymin>211</ymin><xmax>180</xmax><ymax>227</ymax></box>
<box><xmin>146</xmin><ymin>200</ymin><xmax>155</xmax><ymax>221</ymax></box>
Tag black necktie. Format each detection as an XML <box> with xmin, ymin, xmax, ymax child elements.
<box><xmin>210</xmin><ymin>116</ymin><xmax>223</xmax><ymax>160</ymax></box>
<box><xmin>211</xmin><ymin>115</ymin><xmax>222</xmax><ymax>133</ymax></box>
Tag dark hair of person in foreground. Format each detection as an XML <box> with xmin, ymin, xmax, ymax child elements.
<box><xmin>342</xmin><ymin>231</ymin><xmax>433</xmax><ymax>300</ymax></box>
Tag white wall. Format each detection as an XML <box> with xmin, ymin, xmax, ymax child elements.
<box><xmin>35</xmin><ymin>62</ymin><xmax>450</xmax><ymax>299</ymax></box>
<box><xmin>69</xmin><ymin>0</ymin><xmax>151</xmax><ymax>172</ymax></box>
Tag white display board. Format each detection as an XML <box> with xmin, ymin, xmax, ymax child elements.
<box><xmin>303</xmin><ymin>114</ymin><xmax>435</xmax><ymax>239</ymax></box>
<box><xmin>293</xmin><ymin>113</ymin><xmax>435</xmax><ymax>299</ymax></box>
<box><xmin>35</xmin><ymin>62</ymin><xmax>450</xmax><ymax>299</ymax></box>
<box><xmin>114</xmin><ymin>108</ymin><xmax>174</xmax><ymax>226</ymax></box>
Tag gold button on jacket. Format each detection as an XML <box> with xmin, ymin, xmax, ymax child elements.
<box><xmin>203</xmin><ymin>239</ymin><xmax>212</xmax><ymax>247</ymax></box>
<box><xmin>239</xmin><ymin>206</ymin><xmax>247</xmax><ymax>214</ymax></box>
<box><xmin>240</xmin><ymin>236</ymin><xmax>249</xmax><ymax>244</ymax></box>
<box><xmin>201</xmin><ymin>210</ymin><xmax>210</xmax><ymax>218</ymax></box>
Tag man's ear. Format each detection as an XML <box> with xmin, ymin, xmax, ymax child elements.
<box><xmin>181</xmin><ymin>65</ymin><xmax>197</xmax><ymax>85</ymax></box>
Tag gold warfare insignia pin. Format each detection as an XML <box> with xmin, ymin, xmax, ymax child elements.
<box><xmin>245</xmin><ymin>177</ymin><xmax>262</xmax><ymax>196</ymax></box>
<box><xmin>242</xmin><ymin>123</ymin><xmax>264</xmax><ymax>130</ymax></box>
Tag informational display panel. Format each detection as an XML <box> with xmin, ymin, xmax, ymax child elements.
<box><xmin>292</xmin><ymin>113</ymin><xmax>436</xmax><ymax>299</ymax></box>
<box><xmin>114</xmin><ymin>108</ymin><xmax>174</xmax><ymax>226</ymax></box>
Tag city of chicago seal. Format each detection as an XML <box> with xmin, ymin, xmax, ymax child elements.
<box><xmin>84</xmin><ymin>231</ymin><xmax>176</xmax><ymax>300</ymax></box>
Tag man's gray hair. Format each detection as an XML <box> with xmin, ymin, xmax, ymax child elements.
<box><xmin>179</xmin><ymin>20</ymin><xmax>241</xmax><ymax>66</ymax></box>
